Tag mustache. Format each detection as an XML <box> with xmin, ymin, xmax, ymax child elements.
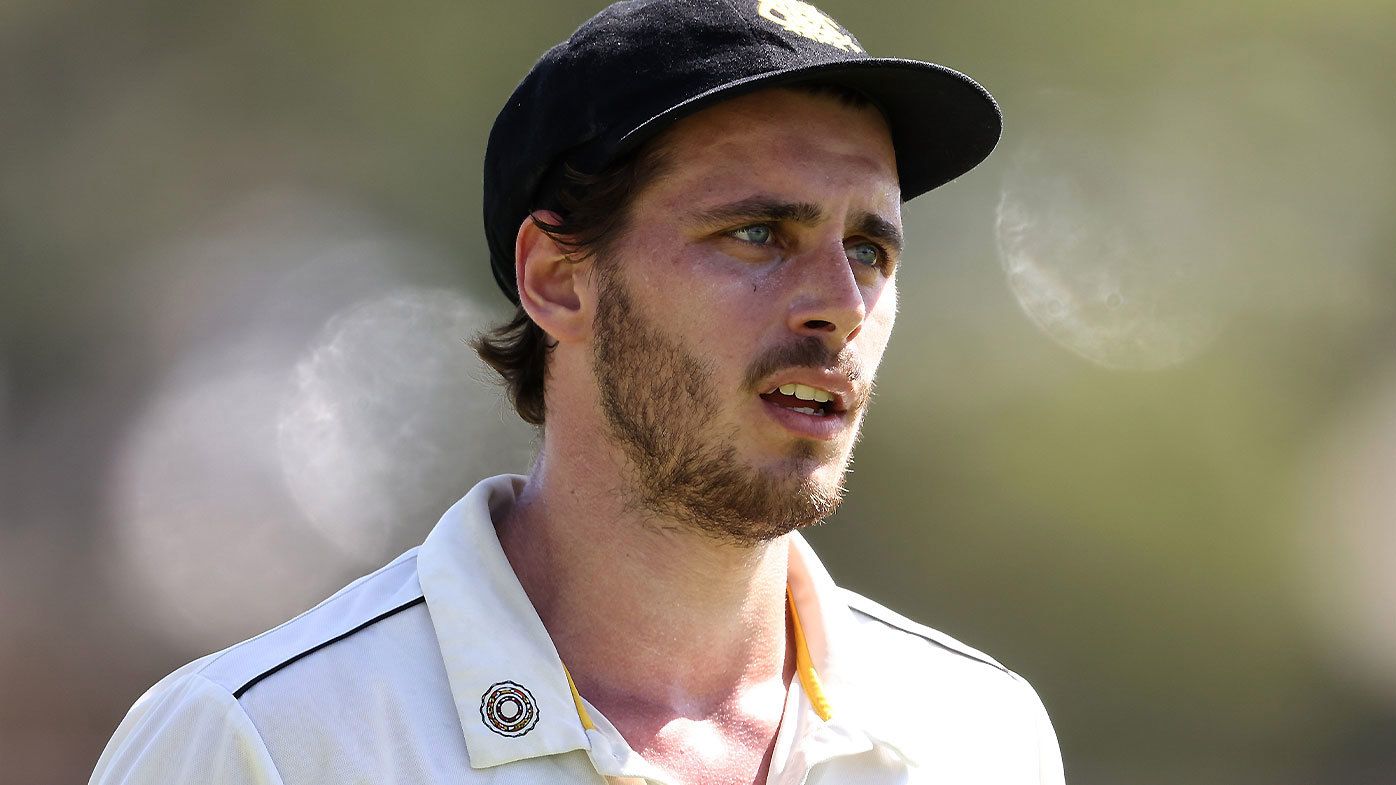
<box><xmin>742</xmin><ymin>337</ymin><xmax>867</xmax><ymax>405</ymax></box>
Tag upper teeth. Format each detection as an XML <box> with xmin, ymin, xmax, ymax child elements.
<box><xmin>776</xmin><ymin>383</ymin><xmax>833</xmax><ymax>403</ymax></box>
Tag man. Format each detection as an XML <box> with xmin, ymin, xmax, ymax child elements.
<box><xmin>92</xmin><ymin>1</ymin><xmax>1064</xmax><ymax>783</ymax></box>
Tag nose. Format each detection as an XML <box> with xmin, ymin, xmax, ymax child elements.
<box><xmin>786</xmin><ymin>240</ymin><xmax>868</xmax><ymax>347</ymax></box>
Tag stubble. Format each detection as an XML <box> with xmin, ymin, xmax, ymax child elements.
<box><xmin>590</xmin><ymin>267</ymin><xmax>861</xmax><ymax>545</ymax></box>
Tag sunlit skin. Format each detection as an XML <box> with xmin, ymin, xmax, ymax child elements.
<box><xmin>496</xmin><ymin>88</ymin><xmax>901</xmax><ymax>785</ymax></box>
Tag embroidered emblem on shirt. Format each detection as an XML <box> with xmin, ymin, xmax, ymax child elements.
<box><xmin>756</xmin><ymin>0</ymin><xmax>863</xmax><ymax>53</ymax></box>
<box><xmin>480</xmin><ymin>681</ymin><xmax>540</xmax><ymax>737</ymax></box>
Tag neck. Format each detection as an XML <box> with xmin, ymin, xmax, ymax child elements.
<box><xmin>495</xmin><ymin>435</ymin><xmax>793</xmax><ymax>718</ymax></box>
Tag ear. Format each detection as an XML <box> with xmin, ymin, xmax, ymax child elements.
<box><xmin>515</xmin><ymin>211</ymin><xmax>593</xmax><ymax>345</ymax></box>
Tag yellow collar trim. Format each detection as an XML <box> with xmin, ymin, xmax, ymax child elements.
<box><xmin>564</xmin><ymin>663</ymin><xmax>597</xmax><ymax>731</ymax></box>
<box><xmin>787</xmin><ymin>586</ymin><xmax>833</xmax><ymax>721</ymax></box>
<box><xmin>562</xmin><ymin>587</ymin><xmax>832</xmax><ymax>731</ymax></box>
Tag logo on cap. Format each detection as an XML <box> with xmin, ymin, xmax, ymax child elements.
<box><xmin>757</xmin><ymin>0</ymin><xmax>862</xmax><ymax>53</ymax></box>
<box><xmin>480</xmin><ymin>681</ymin><xmax>540</xmax><ymax>737</ymax></box>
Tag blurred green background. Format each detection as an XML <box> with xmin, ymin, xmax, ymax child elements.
<box><xmin>3</xmin><ymin>1</ymin><xmax>1395</xmax><ymax>783</ymax></box>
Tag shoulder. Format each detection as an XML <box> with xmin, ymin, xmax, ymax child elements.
<box><xmin>195</xmin><ymin>549</ymin><xmax>429</xmax><ymax>699</ymax></box>
<box><xmin>93</xmin><ymin>549</ymin><xmax>463</xmax><ymax>784</ymax></box>
<box><xmin>839</xmin><ymin>587</ymin><xmax>1012</xmax><ymax>675</ymax></box>
<box><xmin>835</xmin><ymin>587</ymin><xmax>1033</xmax><ymax>712</ymax></box>
<box><xmin>832</xmin><ymin>583</ymin><xmax>1021</xmax><ymax>681</ymax></box>
<box><xmin>91</xmin><ymin>662</ymin><xmax>283</xmax><ymax>784</ymax></box>
<box><xmin>835</xmin><ymin>588</ymin><xmax>1065</xmax><ymax>784</ymax></box>
<box><xmin>113</xmin><ymin>547</ymin><xmax>430</xmax><ymax>717</ymax></box>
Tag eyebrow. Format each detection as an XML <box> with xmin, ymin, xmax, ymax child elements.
<box><xmin>694</xmin><ymin>197</ymin><xmax>825</xmax><ymax>228</ymax></box>
<box><xmin>852</xmin><ymin>212</ymin><xmax>904</xmax><ymax>256</ymax></box>
<box><xmin>693</xmin><ymin>196</ymin><xmax>903</xmax><ymax>256</ymax></box>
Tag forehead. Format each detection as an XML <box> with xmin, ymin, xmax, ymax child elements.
<box><xmin>643</xmin><ymin>87</ymin><xmax>901</xmax><ymax>208</ymax></box>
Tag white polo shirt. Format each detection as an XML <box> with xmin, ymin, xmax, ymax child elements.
<box><xmin>91</xmin><ymin>475</ymin><xmax>1065</xmax><ymax>784</ymax></box>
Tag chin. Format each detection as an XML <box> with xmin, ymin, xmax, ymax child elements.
<box><xmin>770</xmin><ymin>453</ymin><xmax>852</xmax><ymax>510</ymax></box>
<box><xmin>778</xmin><ymin>439</ymin><xmax>852</xmax><ymax>482</ymax></box>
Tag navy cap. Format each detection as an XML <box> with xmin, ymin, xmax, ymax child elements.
<box><xmin>483</xmin><ymin>0</ymin><xmax>1002</xmax><ymax>303</ymax></box>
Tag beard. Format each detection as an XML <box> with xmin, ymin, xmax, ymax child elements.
<box><xmin>591</xmin><ymin>267</ymin><xmax>863</xmax><ymax>545</ymax></box>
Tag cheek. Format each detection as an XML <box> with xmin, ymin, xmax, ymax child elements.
<box><xmin>617</xmin><ymin>252</ymin><xmax>763</xmax><ymax>368</ymax></box>
<box><xmin>860</xmin><ymin>283</ymin><xmax>898</xmax><ymax>366</ymax></box>
<box><xmin>631</xmin><ymin>240</ymin><xmax>775</xmax><ymax>322</ymax></box>
<box><xmin>619</xmin><ymin>221</ymin><xmax>740</xmax><ymax>290</ymax></box>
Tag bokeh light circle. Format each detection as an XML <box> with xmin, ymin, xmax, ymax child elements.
<box><xmin>996</xmin><ymin>90</ymin><xmax>1231</xmax><ymax>371</ymax></box>
<box><xmin>108</xmin><ymin>361</ymin><xmax>348</xmax><ymax>651</ymax></box>
<box><xmin>277</xmin><ymin>287</ymin><xmax>533</xmax><ymax>563</ymax></box>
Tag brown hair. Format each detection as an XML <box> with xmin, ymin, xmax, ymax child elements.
<box><xmin>472</xmin><ymin>141</ymin><xmax>672</xmax><ymax>425</ymax></box>
<box><xmin>472</xmin><ymin>82</ymin><xmax>875</xmax><ymax>426</ymax></box>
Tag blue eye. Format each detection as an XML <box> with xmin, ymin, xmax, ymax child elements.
<box><xmin>732</xmin><ymin>224</ymin><xmax>773</xmax><ymax>244</ymax></box>
<box><xmin>846</xmin><ymin>241</ymin><xmax>882</xmax><ymax>267</ymax></box>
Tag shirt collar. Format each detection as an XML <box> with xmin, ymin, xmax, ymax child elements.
<box><xmin>417</xmin><ymin>474</ymin><xmax>915</xmax><ymax>770</ymax></box>
<box><xmin>417</xmin><ymin>475</ymin><xmax>590</xmax><ymax>769</ymax></box>
<box><xmin>786</xmin><ymin>533</ymin><xmax>921</xmax><ymax>765</ymax></box>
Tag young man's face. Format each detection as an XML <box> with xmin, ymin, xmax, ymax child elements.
<box><xmin>588</xmin><ymin>87</ymin><xmax>901</xmax><ymax>543</ymax></box>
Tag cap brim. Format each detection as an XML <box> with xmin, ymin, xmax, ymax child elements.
<box><xmin>615</xmin><ymin>57</ymin><xmax>1002</xmax><ymax>201</ymax></box>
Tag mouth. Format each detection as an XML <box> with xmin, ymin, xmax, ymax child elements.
<box><xmin>758</xmin><ymin>382</ymin><xmax>845</xmax><ymax>417</ymax></box>
<box><xmin>755</xmin><ymin>379</ymin><xmax>857</xmax><ymax>442</ymax></box>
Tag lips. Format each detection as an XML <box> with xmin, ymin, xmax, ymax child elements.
<box><xmin>760</xmin><ymin>382</ymin><xmax>838</xmax><ymax>416</ymax></box>
<box><xmin>754</xmin><ymin>374</ymin><xmax>861</xmax><ymax>440</ymax></box>
<box><xmin>757</xmin><ymin>394</ymin><xmax>850</xmax><ymax>440</ymax></box>
<box><xmin>755</xmin><ymin>370</ymin><xmax>855</xmax><ymax>409</ymax></box>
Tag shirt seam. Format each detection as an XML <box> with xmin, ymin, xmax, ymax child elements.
<box><xmin>843</xmin><ymin>593</ymin><xmax>1012</xmax><ymax>675</ymax></box>
<box><xmin>232</xmin><ymin>594</ymin><xmax>427</xmax><ymax>698</ymax></box>
<box><xmin>200</xmin><ymin>553</ymin><xmax>419</xmax><ymax>679</ymax></box>
<box><xmin>192</xmin><ymin>672</ymin><xmax>289</xmax><ymax>784</ymax></box>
